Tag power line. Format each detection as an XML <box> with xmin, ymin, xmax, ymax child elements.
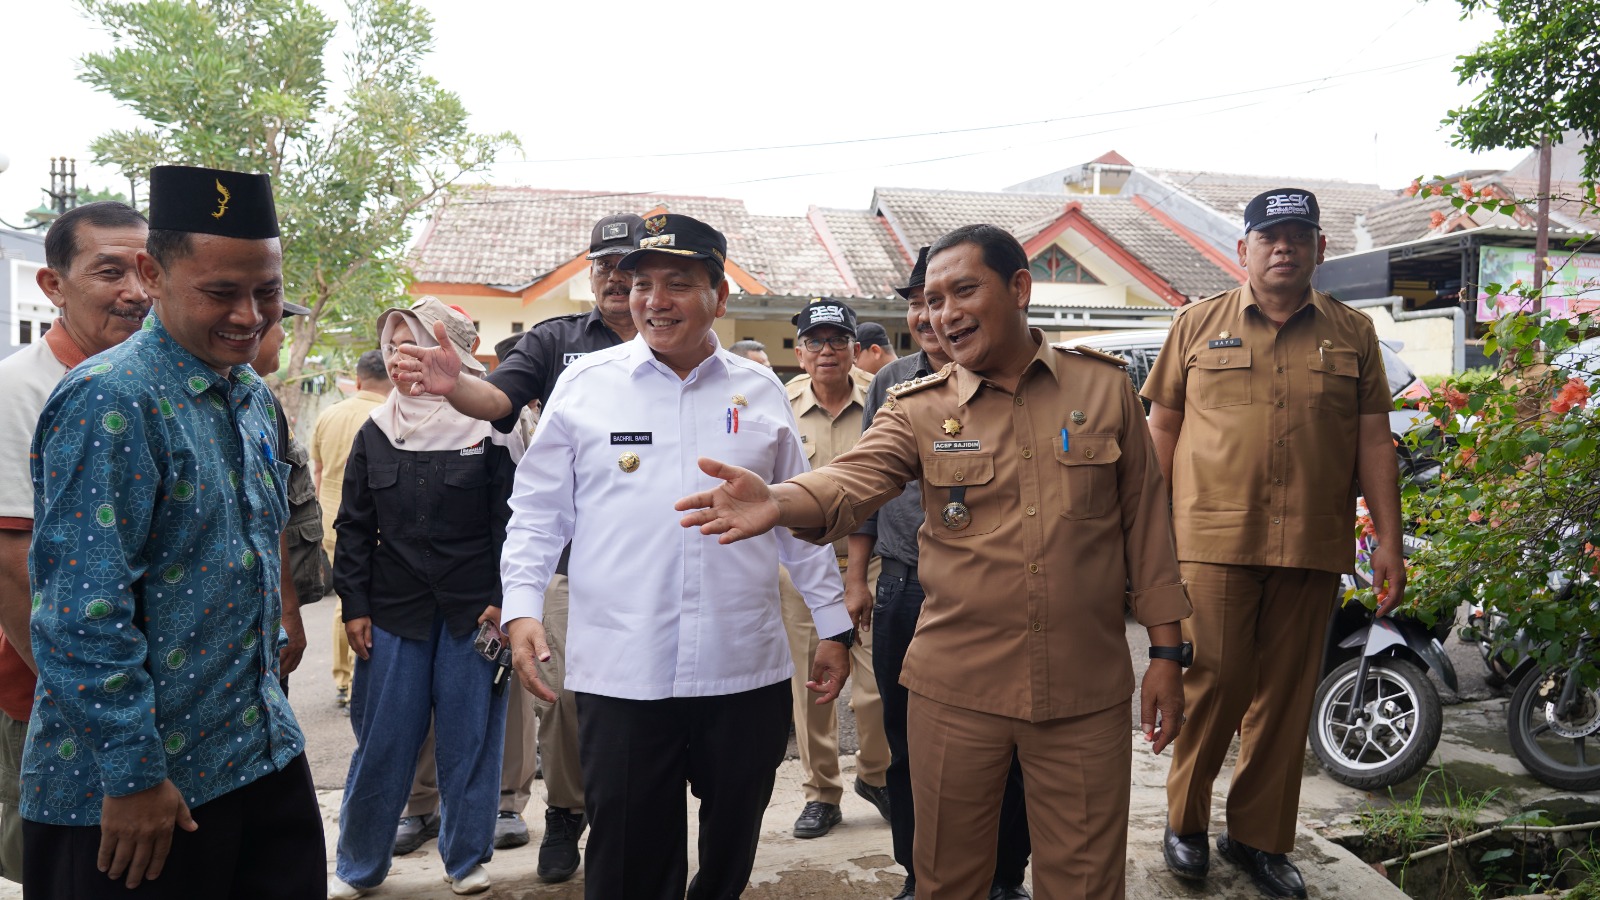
<box><xmin>494</xmin><ymin>54</ymin><xmax>1452</xmax><ymax>167</ymax></box>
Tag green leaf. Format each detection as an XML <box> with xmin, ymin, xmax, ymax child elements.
<box><xmin>1479</xmin><ymin>848</ymin><xmax>1514</xmax><ymax>862</ymax></box>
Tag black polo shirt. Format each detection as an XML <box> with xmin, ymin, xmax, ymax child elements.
<box><xmin>487</xmin><ymin>308</ymin><xmax>625</xmax><ymax>432</ymax></box>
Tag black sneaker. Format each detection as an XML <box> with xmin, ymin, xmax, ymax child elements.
<box><xmin>393</xmin><ymin>811</ymin><xmax>439</xmax><ymax>856</ymax></box>
<box><xmin>537</xmin><ymin>806</ymin><xmax>586</xmax><ymax>883</ymax></box>
<box><xmin>853</xmin><ymin>778</ymin><xmax>891</xmax><ymax>823</ymax></box>
<box><xmin>793</xmin><ymin>801</ymin><xmax>842</xmax><ymax>838</ymax></box>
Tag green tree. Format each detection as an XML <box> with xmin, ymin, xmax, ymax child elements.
<box><xmin>79</xmin><ymin>0</ymin><xmax>515</xmax><ymax>422</ymax></box>
<box><xmin>76</xmin><ymin>184</ymin><xmax>131</xmax><ymax>206</ymax></box>
<box><xmin>1398</xmin><ymin>300</ymin><xmax>1598</xmax><ymax>684</ymax></box>
<box><xmin>1444</xmin><ymin>0</ymin><xmax>1600</xmax><ymax>182</ymax></box>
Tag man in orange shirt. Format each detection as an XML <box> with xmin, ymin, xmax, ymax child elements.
<box><xmin>0</xmin><ymin>201</ymin><xmax>150</xmax><ymax>883</ymax></box>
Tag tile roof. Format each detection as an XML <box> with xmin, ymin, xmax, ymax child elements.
<box><xmin>745</xmin><ymin>215</ymin><xmax>853</xmax><ymax>298</ymax></box>
<box><xmin>871</xmin><ymin>187</ymin><xmax>1243</xmax><ymax>298</ymax></box>
<box><xmin>811</xmin><ymin>207</ymin><xmax>912</xmax><ymax>297</ymax></box>
<box><xmin>1141</xmin><ymin>169</ymin><xmax>1398</xmax><ymax>257</ymax></box>
<box><xmin>1354</xmin><ymin>174</ymin><xmax>1597</xmax><ymax>254</ymax></box>
<box><xmin>410</xmin><ymin>186</ymin><xmax>764</xmax><ymax>287</ymax></box>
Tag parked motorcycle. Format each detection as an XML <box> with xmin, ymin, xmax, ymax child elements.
<box><xmin>1309</xmin><ymin>527</ymin><xmax>1456</xmax><ymax>790</ymax></box>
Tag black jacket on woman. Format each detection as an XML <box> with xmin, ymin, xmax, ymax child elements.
<box><xmin>333</xmin><ymin>420</ymin><xmax>515</xmax><ymax>640</ymax></box>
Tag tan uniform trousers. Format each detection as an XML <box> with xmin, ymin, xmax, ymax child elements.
<box><xmin>780</xmin><ymin>559</ymin><xmax>889</xmax><ymax>805</ymax></box>
<box><xmin>909</xmin><ymin>692</ymin><xmax>1129</xmax><ymax>900</ymax></box>
<box><xmin>405</xmin><ymin>576</ymin><xmax>584</xmax><ymax>817</ymax></box>
<box><xmin>325</xmin><ymin>536</ymin><xmax>354</xmax><ymax>694</ymax></box>
<box><xmin>1165</xmin><ymin>562</ymin><xmax>1341</xmax><ymax>853</ymax></box>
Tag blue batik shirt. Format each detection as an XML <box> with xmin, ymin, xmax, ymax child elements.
<box><xmin>23</xmin><ymin>313</ymin><xmax>304</xmax><ymax>825</ymax></box>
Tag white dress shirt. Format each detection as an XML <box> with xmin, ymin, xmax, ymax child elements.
<box><xmin>501</xmin><ymin>336</ymin><xmax>850</xmax><ymax>700</ymax></box>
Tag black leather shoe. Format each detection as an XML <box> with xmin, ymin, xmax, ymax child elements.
<box><xmin>537</xmin><ymin>806</ymin><xmax>586</xmax><ymax>883</ymax></box>
<box><xmin>989</xmin><ymin>881</ymin><xmax>1032</xmax><ymax>899</ymax></box>
<box><xmin>792</xmin><ymin>801</ymin><xmax>842</xmax><ymax>838</ymax></box>
<box><xmin>853</xmin><ymin>778</ymin><xmax>891</xmax><ymax>823</ymax></box>
<box><xmin>1217</xmin><ymin>833</ymin><xmax>1306</xmax><ymax>899</ymax></box>
<box><xmin>892</xmin><ymin>874</ymin><xmax>915</xmax><ymax>899</ymax></box>
<box><xmin>1163</xmin><ymin>826</ymin><xmax>1209</xmax><ymax>880</ymax></box>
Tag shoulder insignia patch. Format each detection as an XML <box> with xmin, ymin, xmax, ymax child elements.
<box><xmin>1058</xmin><ymin>346</ymin><xmax>1129</xmax><ymax>368</ymax></box>
<box><xmin>886</xmin><ymin>364</ymin><xmax>954</xmax><ymax>400</ymax></box>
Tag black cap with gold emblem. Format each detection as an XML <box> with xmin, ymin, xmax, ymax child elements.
<box><xmin>148</xmin><ymin>165</ymin><xmax>280</xmax><ymax>239</ymax></box>
<box><xmin>617</xmin><ymin>213</ymin><xmax>728</xmax><ymax>272</ymax></box>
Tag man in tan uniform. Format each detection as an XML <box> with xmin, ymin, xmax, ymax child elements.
<box><xmin>781</xmin><ymin>299</ymin><xmax>891</xmax><ymax>839</ymax></box>
<box><xmin>679</xmin><ymin>224</ymin><xmax>1190</xmax><ymax>900</ymax></box>
<box><xmin>1142</xmin><ymin>189</ymin><xmax>1405</xmax><ymax>899</ymax></box>
<box><xmin>312</xmin><ymin>349</ymin><xmax>393</xmax><ymax>709</ymax></box>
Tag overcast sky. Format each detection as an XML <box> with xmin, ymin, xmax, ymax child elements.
<box><xmin>0</xmin><ymin>0</ymin><xmax>1532</xmax><ymax>229</ymax></box>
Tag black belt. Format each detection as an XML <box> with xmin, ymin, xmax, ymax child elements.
<box><xmin>880</xmin><ymin>557</ymin><xmax>918</xmax><ymax>581</ymax></box>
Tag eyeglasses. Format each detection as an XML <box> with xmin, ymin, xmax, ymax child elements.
<box><xmin>801</xmin><ymin>335</ymin><xmax>854</xmax><ymax>352</ymax></box>
<box><xmin>381</xmin><ymin>342</ymin><xmax>416</xmax><ymax>357</ymax></box>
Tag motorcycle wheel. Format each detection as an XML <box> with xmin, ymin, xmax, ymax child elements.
<box><xmin>1311</xmin><ymin>658</ymin><xmax>1442</xmax><ymax>789</ymax></box>
<box><xmin>1506</xmin><ymin>669</ymin><xmax>1600</xmax><ymax>791</ymax></box>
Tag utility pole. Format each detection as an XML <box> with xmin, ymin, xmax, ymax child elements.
<box><xmin>1532</xmin><ymin>137</ymin><xmax>1552</xmax><ymax>314</ymax></box>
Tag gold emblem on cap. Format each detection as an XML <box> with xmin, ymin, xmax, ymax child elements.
<box><xmin>1219</xmin><ymin>330</ymin><xmax>1231</xmax><ymax>340</ymax></box>
<box><xmin>942</xmin><ymin>417</ymin><xmax>962</xmax><ymax>436</ymax></box>
<box><xmin>644</xmin><ymin>215</ymin><xmax>666</xmax><ymax>236</ymax></box>
<box><xmin>1070</xmin><ymin>410</ymin><xmax>1087</xmax><ymax>425</ymax></box>
<box><xmin>211</xmin><ymin>180</ymin><xmax>231</xmax><ymax>220</ymax></box>
<box><xmin>732</xmin><ymin>394</ymin><xmax>747</xmax><ymax>407</ymax></box>
<box><xmin>618</xmin><ymin>452</ymin><xmax>640</xmax><ymax>473</ymax></box>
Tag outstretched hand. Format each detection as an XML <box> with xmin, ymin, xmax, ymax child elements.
<box><xmin>675</xmin><ymin>458</ymin><xmax>782</xmax><ymax>544</ymax></box>
<box><xmin>391</xmin><ymin>320</ymin><xmax>462</xmax><ymax>398</ymax></box>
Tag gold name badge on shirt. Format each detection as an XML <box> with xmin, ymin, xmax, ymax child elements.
<box><xmin>618</xmin><ymin>452</ymin><xmax>640</xmax><ymax>473</ymax></box>
<box><xmin>1070</xmin><ymin>410</ymin><xmax>1087</xmax><ymax>425</ymax></box>
<box><xmin>942</xmin><ymin>417</ymin><xmax>962</xmax><ymax>436</ymax></box>
<box><xmin>732</xmin><ymin>394</ymin><xmax>747</xmax><ymax>407</ymax></box>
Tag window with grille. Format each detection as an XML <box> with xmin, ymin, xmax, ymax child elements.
<box><xmin>1029</xmin><ymin>245</ymin><xmax>1101</xmax><ymax>284</ymax></box>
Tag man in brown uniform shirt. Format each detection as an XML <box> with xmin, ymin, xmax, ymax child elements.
<box><xmin>780</xmin><ymin>299</ymin><xmax>891</xmax><ymax>839</ymax></box>
<box><xmin>679</xmin><ymin>224</ymin><xmax>1190</xmax><ymax>900</ymax></box>
<box><xmin>1142</xmin><ymin>189</ymin><xmax>1405</xmax><ymax>899</ymax></box>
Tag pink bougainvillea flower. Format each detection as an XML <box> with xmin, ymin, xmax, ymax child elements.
<box><xmin>1429</xmin><ymin>210</ymin><xmax>1447</xmax><ymax>228</ymax></box>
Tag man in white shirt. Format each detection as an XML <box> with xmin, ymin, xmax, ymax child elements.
<box><xmin>500</xmin><ymin>214</ymin><xmax>853</xmax><ymax>900</ymax></box>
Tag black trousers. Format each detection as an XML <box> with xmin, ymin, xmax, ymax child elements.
<box><xmin>576</xmin><ymin>680</ymin><xmax>789</xmax><ymax>900</ymax></box>
<box><xmin>874</xmin><ymin>565</ymin><xmax>1031</xmax><ymax>886</ymax></box>
<box><xmin>22</xmin><ymin>753</ymin><xmax>324</xmax><ymax>900</ymax></box>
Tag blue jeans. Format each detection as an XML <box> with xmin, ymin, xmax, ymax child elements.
<box><xmin>874</xmin><ymin>566</ymin><xmax>1030</xmax><ymax>886</ymax></box>
<box><xmin>336</xmin><ymin>616</ymin><xmax>507</xmax><ymax>887</ymax></box>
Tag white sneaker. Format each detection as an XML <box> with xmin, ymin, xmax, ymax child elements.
<box><xmin>445</xmin><ymin>865</ymin><xmax>491</xmax><ymax>895</ymax></box>
<box><xmin>328</xmin><ymin>876</ymin><xmax>368</xmax><ymax>899</ymax></box>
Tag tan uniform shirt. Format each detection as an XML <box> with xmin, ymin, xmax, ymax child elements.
<box><xmin>789</xmin><ymin>332</ymin><xmax>1189</xmax><ymax>722</ymax></box>
<box><xmin>787</xmin><ymin>376</ymin><xmax>869</xmax><ymax>558</ymax></box>
<box><xmin>310</xmin><ymin>390</ymin><xmax>388</xmax><ymax>546</ymax></box>
<box><xmin>1140</xmin><ymin>285</ymin><xmax>1391</xmax><ymax>573</ymax></box>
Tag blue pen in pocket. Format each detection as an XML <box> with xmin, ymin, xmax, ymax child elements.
<box><xmin>259</xmin><ymin>430</ymin><xmax>274</xmax><ymax>462</ymax></box>
<box><xmin>1061</xmin><ymin>428</ymin><xmax>1069</xmax><ymax>452</ymax></box>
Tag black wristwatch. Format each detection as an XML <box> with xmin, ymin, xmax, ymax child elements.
<box><xmin>822</xmin><ymin>629</ymin><xmax>856</xmax><ymax>649</ymax></box>
<box><xmin>1149</xmin><ymin>642</ymin><xmax>1193</xmax><ymax>668</ymax></box>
